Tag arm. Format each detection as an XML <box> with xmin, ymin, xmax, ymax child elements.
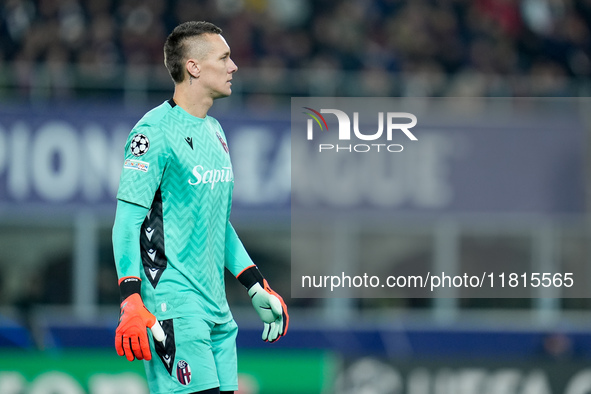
<box><xmin>226</xmin><ymin>222</ymin><xmax>289</xmax><ymax>342</ymax></box>
<box><xmin>112</xmin><ymin>199</ymin><xmax>164</xmax><ymax>361</ymax></box>
<box><xmin>224</xmin><ymin>221</ymin><xmax>255</xmax><ymax>276</ymax></box>
<box><xmin>113</xmin><ymin>124</ymin><xmax>168</xmax><ymax>361</ymax></box>
<box><xmin>112</xmin><ymin>199</ymin><xmax>149</xmax><ymax>279</ymax></box>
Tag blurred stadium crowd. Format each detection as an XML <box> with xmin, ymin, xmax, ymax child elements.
<box><xmin>1</xmin><ymin>0</ymin><xmax>591</xmax><ymax>101</ymax></box>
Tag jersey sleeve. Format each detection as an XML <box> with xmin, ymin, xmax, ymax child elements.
<box><xmin>116</xmin><ymin>124</ymin><xmax>169</xmax><ymax>209</ymax></box>
<box><xmin>225</xmin><ymin>221</ymin><xmax>255</xmax><ymax>277</ymax></box>
<box><xmin>112</xmin><ymin>199</ymin><xmax>149</xmax><ymax>279</ymax></box>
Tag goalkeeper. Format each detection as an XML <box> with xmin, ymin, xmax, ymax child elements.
<box><xmin>112</xmin><ymin>21</ymin><xmax>288</xmax><ymax>394</ymax></box>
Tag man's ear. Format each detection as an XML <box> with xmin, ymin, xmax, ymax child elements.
<box><xmin>186</xmin><ymin>59</ymin><xmax>200</xmax><ymax>79</ymax></box>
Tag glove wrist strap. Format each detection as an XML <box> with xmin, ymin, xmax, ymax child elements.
<box><xmin>119</xmin><ymin>276</ymin><xmax>141</xmax><ymax>302</ymax></box>
<box><xmin>237</xmin><ymin>265</ymin><xmax>264</xmax><ymax>291</ymax></box>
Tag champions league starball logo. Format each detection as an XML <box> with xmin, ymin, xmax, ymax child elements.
<box><xmin>130</xmin><ymin>133</ymin><xmax>150</xmax><ymax>156</ymax></box>
<box><xmin>302</xmin><ymin>107</ymin><xmax>418</xmax><ymax>153</ymax></box>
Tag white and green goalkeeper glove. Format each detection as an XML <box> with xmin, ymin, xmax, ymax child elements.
<box><xmin>237</xmin><ymin>265</ymin><xmax>289</xmax><ymax>342</ymax></box>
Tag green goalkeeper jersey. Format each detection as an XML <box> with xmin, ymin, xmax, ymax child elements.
<box><xmin>116</xmin><ymin>99</ymin><xmax>251</xmax><ymax>323</ymax></box>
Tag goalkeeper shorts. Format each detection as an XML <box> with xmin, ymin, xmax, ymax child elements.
<box><xmin>144</xmin><ymin>314</ymin><xmax>239</xmax><ymax>394</ymax></box>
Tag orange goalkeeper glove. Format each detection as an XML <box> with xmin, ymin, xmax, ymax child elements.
<box><xmin>237</xmin><ymin>266</ymin><xmax>289</xmax><ymax>342</ymax></box>
<box><xmin>115</xmin><ymin>277</ymin><xmax>165</xmax><ymax>361</ymax></box>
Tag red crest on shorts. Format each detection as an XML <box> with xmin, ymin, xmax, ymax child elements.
<box><xmin>176</xmin><ymin>360</ymin><xmax>192</xmax><ymax>385</ymax></box>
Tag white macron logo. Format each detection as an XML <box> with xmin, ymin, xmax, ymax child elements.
<box><xmin>148</xmin><ymin>249</ymin><xmax>156</xmax><ymax>261</ymax></box>
<box><xmin>149</xmin><ymin>268</ymin><xmax>159</xmax><ymax>279</ymax></box>
<box><xmin>145</xmin><ymin>227</ymin><xmax>154</xmax><ymax>241</ymax></box>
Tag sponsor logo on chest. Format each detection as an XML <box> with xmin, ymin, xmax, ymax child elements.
<box><xmin>188</xmin><ymin>165</ymin><xmax>233</xmax><ymax>189</ymax></box>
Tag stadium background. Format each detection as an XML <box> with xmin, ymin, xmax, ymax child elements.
<box><xmin>1</xmin><ymin>0</ymin><xmax>591</xmax><ymax>393</ymax></box>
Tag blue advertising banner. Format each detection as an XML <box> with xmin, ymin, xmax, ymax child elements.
<box><xmin>291</xmin><ymin>97</ymin><xmax>586</xmax><ymax>215</ymax></box>
<box><xmin>0</xmin><ymin>98</ymin><xmax>586</xmax><ymax>215</ymax></box>
<box><xmin>0</xmin><ymin>104</ymin><xmax>291</xmax><ymax>215</ymax></box>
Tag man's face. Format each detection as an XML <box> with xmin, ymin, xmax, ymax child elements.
<box><xmin>194</xmin><ymin>34</ymin><xmax>238</xmax><ymax>99</ymax></box>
